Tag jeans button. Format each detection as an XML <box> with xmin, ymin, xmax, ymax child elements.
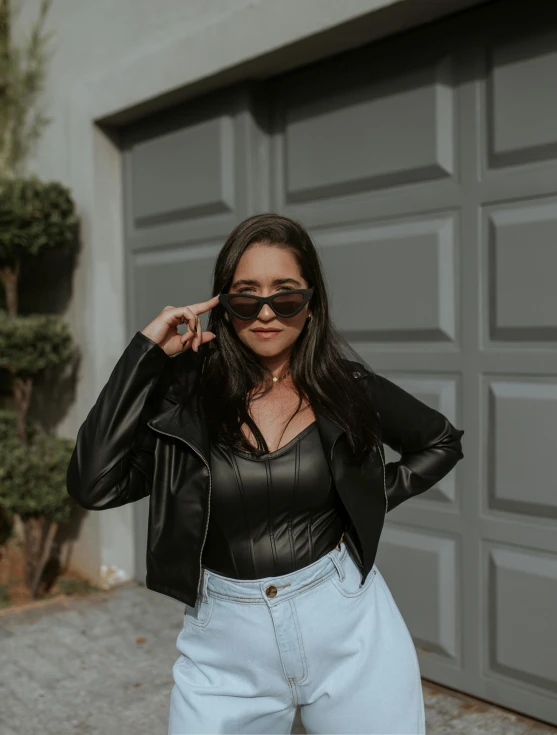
<box><xmin>265</xmin><ymin>585</ymin><xmax>277</xmax><ymax>598</ymax></box>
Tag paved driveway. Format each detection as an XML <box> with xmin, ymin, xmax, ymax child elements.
<box><xmin>0</xmin><ymin>582</ymin><xmax>554</xmax><ymax>735</ymax></box>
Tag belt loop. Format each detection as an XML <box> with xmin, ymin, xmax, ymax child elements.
<box><xmin>329</xmin><ymin>548</ymin><xmax>345</xmax><ymax>581</ymax></box>
<box><xmin>202</xmin><ymin>568</ymin><xmax>209</xmax><ymax>603</ymax></box>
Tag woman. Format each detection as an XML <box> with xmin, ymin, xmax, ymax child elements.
<box><xmin>67</xmin><ymin>213</ymin><xmax>464</xmax><ymax>735</ymax></box>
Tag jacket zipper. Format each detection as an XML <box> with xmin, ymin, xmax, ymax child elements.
<box><xmin>371</xmin><ymin>431</ymin><xmax>387</xmax><ymax>516</ymax></box>
<box><xmin>147</xmin><ymin>423</ymin><xmax>212</xmax><ymax>596</ymax></box>
<box><xmin>378</xmin><ymin>442</ymin><xmax>387</xmax><ymax>514</ymax></box>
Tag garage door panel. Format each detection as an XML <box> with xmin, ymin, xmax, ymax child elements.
<box><xmin>378</xmin><ymin>527</ymin><xmax>459</xmax><ymax>662</ymax></box>
<box><xmin>280</xmin><ymin>56</ymin><xmax>456</xmax><ymax>205</ymax></box>
<box><xmin>130</xmin><ymin>115</ymin><xmax>235</xmax><ymax>228</ymax></box>
<box><xmin>486</xmin><ymin>199</ymin><xmax>557</xmax><ymax>343</ymax></box>
<box><xmin>123</xmin><ymin>90</ymin><xmax>254</xmax><ymax>339</ymax></box>
<box><xmin>487</xmin><ymin>30</ymin><xmax>557</xmax><ymax>169</ymax></box>
<box><xmin>489</xmin><ymin>379</ymin><xmax>557</xmax><ymax>519</ymax></box>
<box><xmin>123</xmin><ymin>90</ymin><xmax>253</xmax><ymax>251</ymax></box>
<box><xmin>132</xmin><ymin>243</ymin><xmax>222</xmax><ymax>336</ymax></box>
<box><xmin>313</xmin><ymin>215</ymin><xmax>457</xmax><ymax>342</ymax></box>
<box><xmin>487</xmin><ymin>546</ymin><xmax>557</xmax><ymax>693</ymax></box>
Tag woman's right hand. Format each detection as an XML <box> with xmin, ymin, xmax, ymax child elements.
<box><xmin>141</xmin><ymin>296</ymin><xmax>220</xmax><ymax>357</ymax></box>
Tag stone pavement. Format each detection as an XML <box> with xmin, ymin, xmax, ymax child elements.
<box><xmin>0</xmin><ymin>581</ymin><xmax>555</xmax><ymax>735</ymax></box>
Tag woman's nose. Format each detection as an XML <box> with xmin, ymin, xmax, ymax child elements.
<box><xmin>258</xmin><ymin>303</ymin><xmax>275</xmax><ymax>320</ymax></box>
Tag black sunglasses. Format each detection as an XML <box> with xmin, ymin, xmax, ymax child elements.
<box><xmin>218</xmin><ymin>288</ymin><xmax>314</xmax><ymax>320</ymax></box>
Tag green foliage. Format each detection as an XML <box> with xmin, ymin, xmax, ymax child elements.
<box><xmin>0</xmin><ymin>584</ymin><xmax>11</xmax><ymax>607</ymax></box>
<box><xmin>0</xmin><ymin>410</ymin><xmax>74</xmax><ymax>522</ymax></box>
<box><xmin>0</xmin><ymin>176</ymin><xmax>78</xmax><ymax>266</ymax></box>
<box><xmin>0</xmin><ymin>0</ymin><xmax>54</xmax><ymax>178</ymax></box>
<box><xmin>0</xmin><ymin>407</ymin><xmax>37</xmax><ymax>442</ymax></box>
<box><xmin>57</xmin><ymin>578</ymin><xmax>98</xmax><ymax>596</ymax></box>
<box><xmin>0</xmin><ymin>309</ymin><xmax>75</xmax><ymax>376</ymax></box>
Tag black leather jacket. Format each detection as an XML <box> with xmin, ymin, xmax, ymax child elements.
<box><xmin>66</xmin><ymin>330</ymin><xmax>464</xmax><ymax>607</ymax></box>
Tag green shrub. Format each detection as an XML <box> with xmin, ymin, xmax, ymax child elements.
<box><xmin>0</xmin><ymin>177</ymin><xmax>78</xmax><ymax>263</ymax></box>
<box><xmin>0</xmin><ymin>413</ymin><xmax>74</xmax><ymax>523</ymax></box>
<box><xmin>0</xmin><ymin>584</ymin><xmax>11</xmax><ymax>608</ymax></box>
<box><xmin>0</xmin><ymin>310</ymin><xmax>75</xmax><ymax>376</ymax></box>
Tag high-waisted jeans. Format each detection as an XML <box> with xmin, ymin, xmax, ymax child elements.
<box><xmin>168</xmin><ymin>541</ymin><xmax>426</xmax><ymax>734</ymax></box>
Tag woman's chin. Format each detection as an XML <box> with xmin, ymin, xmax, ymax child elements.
<box><xmin>246</xmin><ymin>338</ymin><xmax>290</xmax><ymax>358</ymax></box>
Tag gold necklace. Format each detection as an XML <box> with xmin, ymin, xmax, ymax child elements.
<box><xmin>272</xmin><ymin>369</ymin><xmax>290</xmax><ymax>383</ymax></box>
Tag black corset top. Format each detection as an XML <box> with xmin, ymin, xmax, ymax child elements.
<box><xmin>201</xmin><ymin>421</ymin><xmax>348</xmax><ymax>579</ymax></box>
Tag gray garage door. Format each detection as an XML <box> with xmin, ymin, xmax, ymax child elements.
<box><xmin>121</xmin><ymin>0</ymin><xmax>557</xmax><ymax>723</ymax></box>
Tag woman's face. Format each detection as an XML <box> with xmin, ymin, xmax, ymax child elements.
<box><xmin>227</xmin><ymin>243</ymin><xmax>311</xmax><ymax>361</ymax></box>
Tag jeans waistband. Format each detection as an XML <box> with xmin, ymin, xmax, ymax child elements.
<box><xmin>199</xmin><ymin>542</ymin><xmax>349</xmax><ymax>605</ymax></box>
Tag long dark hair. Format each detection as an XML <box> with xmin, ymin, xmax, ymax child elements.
<box><xmin>188</xmin><ymin>213</ymin><xmax>381</xmax><ymax>466</ymax></box>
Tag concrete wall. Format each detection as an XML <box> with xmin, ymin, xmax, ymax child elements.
<box><xmin>13</xmin><ymin>0</ymin><xmax>486</xmax><ymax>588</ymax></box>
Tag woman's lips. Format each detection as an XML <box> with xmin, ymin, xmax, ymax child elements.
<box><xmin>252</xmin><ymin>330</ymin><xmax>281</xmax><ymax>339</ymax></box>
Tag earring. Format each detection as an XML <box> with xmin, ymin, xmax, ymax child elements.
<box><xmin>306</xmin><ymin>314</ymin><xmax>312</xmax><ymax>322</ymax></box>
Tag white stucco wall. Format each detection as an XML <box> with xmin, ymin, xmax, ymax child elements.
<box><xmin>12</xmin><ymin>0</ymin><xmax>485</xmax><ymax>588</ymax></box>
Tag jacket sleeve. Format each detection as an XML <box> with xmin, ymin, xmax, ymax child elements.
<box><xmin>66</xmin><ymin>330</ymin><xmax>171</xmax><ymax>511</ymax></box>
<box><xmin>368</xmin><ymin>371</ymin><xmax>464</xmax><ymax>513</ymax></box>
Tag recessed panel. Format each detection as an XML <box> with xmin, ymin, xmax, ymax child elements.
<box><xmin>284</xmin><ymin>57</ymin><xmax>455</xmax><ymax>203</ymax></box>
<box><xmin>488</xmin><ymin>379</ymin><xmax>557</xmax><ymax>518</ymax></box>
<box><xmin>378</xmin><ymin>527</ymin><xmax>458</xmax><ymax>661</ymax></box>
<box><xmin>131</xmin><ymin>116</ymin><xmax>235</xmax><ymax>227</ymax></box>
<box><xmin>487</xmin><ymin>546</ymin><xmax>557</xmax><ymax>692</ymax></box>
<box><xmin>131</xmin><ymin>243</ymin><xmax>221</xmax><ymax>333</ymax></box>
<box><xmin>487</xmin><ymin>200</ymin><xmax>557</xmax><ymax>342</ymax></box>
<box><xmin>315</xmin><ymin>215</ymin><xmax>457</xmax><ymax>342</ymax></box>
<box><xmin>488</xmin><ymin>30</ymin><xmax>557</xmax><ymax>167</ymax></box>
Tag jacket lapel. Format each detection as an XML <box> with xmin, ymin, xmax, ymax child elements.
<box><xmin>148</xmin><ymin>399</ymin><xmax>211</xmax><ymax>464</ymax></box>
<box><xmin>313</xmin><ymin>408</ymin><xmax>345</xmax><ymax>472</ymax></box>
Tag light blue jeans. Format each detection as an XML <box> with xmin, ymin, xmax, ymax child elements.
<box><xmin>168</xmin><ymin>541</ymin><xmax>426</xmax><ymax>734</ymax></box>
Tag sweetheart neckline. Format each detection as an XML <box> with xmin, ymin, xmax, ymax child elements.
<box><xmin>223</xmin><ymin>420</ymin><xmax>318</xmax><ymax>460</ymax></box>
